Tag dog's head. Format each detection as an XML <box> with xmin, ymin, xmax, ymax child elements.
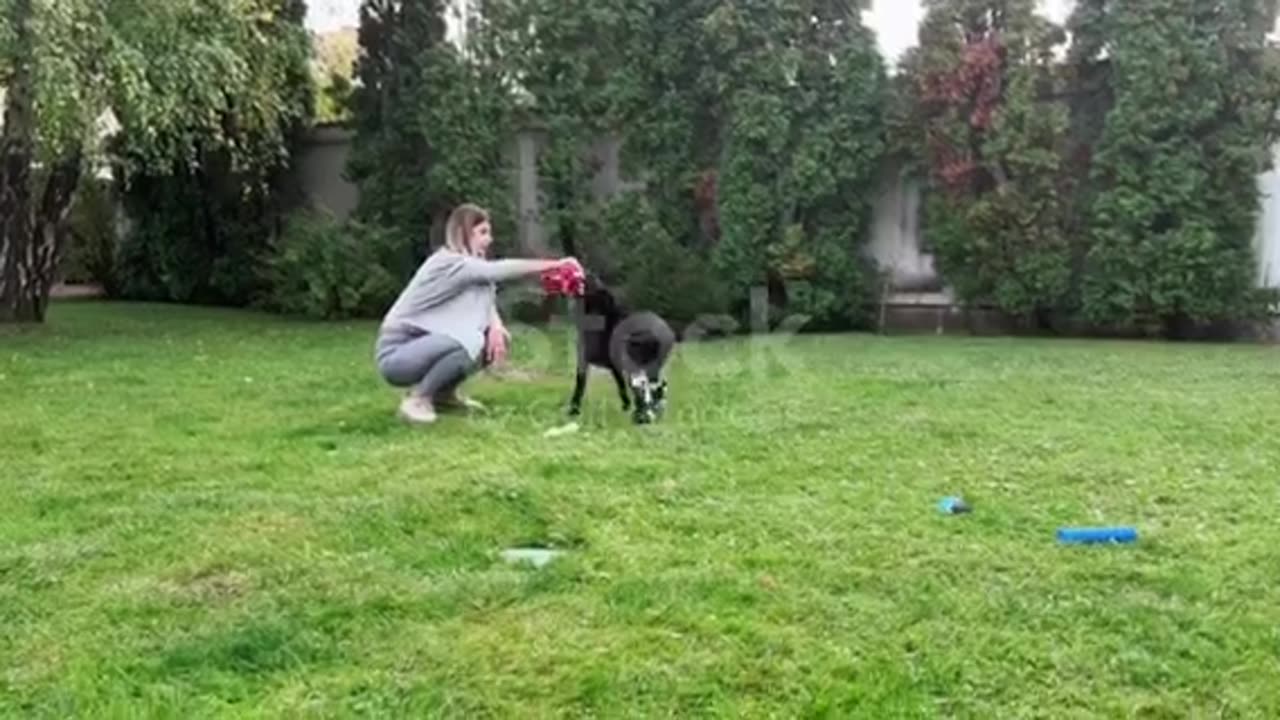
<box><xmin>581</xmin><ymin>273</ymin><xmax>626</xmax><ymax>316</ymax></box>
<box><xmin>581</xmin><ymin>271</ymin><xmax>609</xmax><ymax>296</ymax></box>
<box><xmin>629</xmin><ymin>372</ymin><xmax>668</xmax><ymax>425</ymax></box>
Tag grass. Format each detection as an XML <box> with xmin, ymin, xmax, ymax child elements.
<box><xmin>2</xmin><ymin>301</ymin><xmax>1280</xmax><ymax>718</ymax></box>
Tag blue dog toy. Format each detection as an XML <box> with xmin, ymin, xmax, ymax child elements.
<box><xmin>938</xmin><ymin>496</ymin><xmax>972</xmax><ymax>514</ymax></box>
<box><xmin>1056</xmin><ymin>527</ymin><xmax>1138</xmax><ymax>545</ymax></box>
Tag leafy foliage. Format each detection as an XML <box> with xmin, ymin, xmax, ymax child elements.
<box><xmin>779</xmin><ymin>15</ymin><xmax>888</xmax><ymax>329</ymax></box>
<box><xmin>108</xmin><ymin>0</ymin><xmax>313</xmax><ymax>306</ymax></box>
<box><xmin>1</xmin><ymin>0</ymin><xmax>313</xmax><ymax>321</ymax></box>
<box><xmin>716</xmin><ymin>87</ymin><xmax>790</xmax><ymax>302</ymax></box>
<box><xmin>898</xmin><ymin>0</ymin><xmax>1073</xmax><ymax>323</ymax></box>
<box><xmin>113</xmin><ymin>158</ymin><xmax>300</xmax><ymax>306</ymax></box>
<box><xmin>257</xmin><ymin>210</ymin><xmax>411</xmax><ymax>319</ymax></box>
<box><xmin>20</xmin><ymin>0</ymin><xmax>1280</xmax><ymax>337</ymax></box>
<box><xmin>1078</xmin><ymin>0</ymin><xmax>1280</xmax><ymax>331</ymax></box>
<box><xmin>710</xmin><ymin>1</ymin><xmax>889</xmax><ymax>328</ymax></box>
<box><xmin>576</xmin><ymin>192</ymin><xmax>728</xmax><ymax>329</ymax></box>
<box><xmin>485</xmin><ymin>0</ymin><xmax>660</xmax><ymax>256</ymax></box>
<box><xmin>312</xmin><ymin>28</ymin><xmax>358</xmax><ymax>123</ymax></box>
<box><xmin>488</xmin><ymin>0</ymin><xmax>886</xmax><ymax>330</ymax></box>
<box><xmin>348</xmin><ymin>0</ymin><xmax>514</xmax><ymax>260</ymax></box>
<box><xmin>99</xmin><ymin>0</ymin><xmax>312</xmax><ymax>177</ymax></box>
<box><xmin>894</xmin><ymin>0</ymin><xmax>1280</xmax><ymax>333</ymax></box>
<box><xmin>347</xmin><ymin>0</ymin><xmax>443</xmax><ymax>248</ymax></box>
<box><xmin>63</xmin><ymin>176</ymin><xmax>117</xmax><ymax>287</ymax></box>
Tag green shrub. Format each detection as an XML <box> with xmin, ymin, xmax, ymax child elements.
<box><xmin>105</xmin><ymin>0</ymin><xmax>312</xmax><ymax>308</ymax></box>
<box><xmin>113</xmin><ymin>158</ymin><xmax>291</xmax><ymax>307</ymax></box>
<box><xmin>767</xmin><ymin>222</ymin><xmax>878</xmax><ymax>331</ymax></box>
<box><xmin>579</xmin><ymin>193</ymin><xmax>729</xmax><ymax>331</ymax></box>
<box><xmin>62</xmin><ymin>178</ymin><xmax>118</xmax><ymax>289</ymax></box>
<box><xmin>1077</xmin><ymin>0</ymin><xmax>1280</xmax><ymax>331</ymax></box>
<box><xmin>111</xmin><ymin>210</ymin><xmax>188</xmax><ymax>302</ymax></box>
<box><xmin>257</xmin><ymin>211</ymin><xmax>413</xmax><ymax>320</ymax></box>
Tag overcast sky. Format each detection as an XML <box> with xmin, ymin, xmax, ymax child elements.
<box><xmin>305</xmin><ymin>0</ymin><xmax>1076</xmax><ymax>65</ymax></box>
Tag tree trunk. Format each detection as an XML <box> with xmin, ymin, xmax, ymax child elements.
<box><xmin>30</xmin><ymin>152</ymin><xmax>86</xmax><ymax>320</ymax></box>
<box><xmin>0</xmin><ymin>142</ymin><xmax>84</xmax><ymax>324</ymax></box>
<box><xmin>0</xmin><ymin>0</ymin><xmax>84</xmax><ymax>323</ymax></box>
<box><xmin>1</xmin><ymin>0</ymin><xmax>34</xmax><ymax>321</ymax></box>
<box><xmin>0</xmin><ymin>0</ymin><xmax>39</xmax><ymax>322</ymax></box>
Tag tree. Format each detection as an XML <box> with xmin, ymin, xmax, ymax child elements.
<box><xmin>0</xmin><ymin>0</ymin><xmax>309</xmax><ymax>323</ymax></box>
<box><xmin>1</xmin><ymin>0</ymin><xmax>82</xmax><ymax>323</ymax></box>
<box><xmin>351</xmin><ymin>0</ymin><xmax>440</xmax><ymax>245</ymax></box>
<box><xmin>1078</xmin><ymin>0</ymin><xmax>1280</xmax><ymax>333</ymax></box>
<box><xmin>898</xmin><ymin>0</ymin><xmax>1073</xmax><ymax>326</ymax></box>
<box><xmin>774</xmin><ymin>4</ymin><xmax>888</xmax><ymax>329</ymax></box>
<box><xmin>312</xmin><ymin>28</ymin><xmax>358</xmax><ymax>123</ymax></box>
<box><xmin>490</xmin><ymin>0</ymin><xmax>887</xmax><ymax>329</ymax></box>
<box><xmin>708</xmin><ymin>0</ymin><xmax>888</xmax><ymax>328</ymax></box>
<box><xmin>111</xmin><ymin>0</ymin><xmax>313</xmax><ymax>306</ymax></box>
<box><xmin>348</xmin><ymin>0</ymin><xmax>515</xmax><ymax>257</ymax></box>
<box><xmin>484</xmin><ymin>0</ymin><xmax>661</xmax><ymax>256</ymax></box>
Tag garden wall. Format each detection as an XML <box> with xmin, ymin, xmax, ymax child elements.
<box><xmin>291</xmin><ymin>125</ymin><xmax>944</xmax><ymax>298</ymax></box>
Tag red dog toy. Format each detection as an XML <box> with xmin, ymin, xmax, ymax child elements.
<box><xmin>541</xmin><ymin>263</ymin><xmax>585</xmax><ymax>297</ymax></box>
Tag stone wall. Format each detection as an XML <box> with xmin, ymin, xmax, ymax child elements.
<box><xmin>292</xmin><ymin>124</ymin><xmax>359</xmax><ymax>220</ymax></box>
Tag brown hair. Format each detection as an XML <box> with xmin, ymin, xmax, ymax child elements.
<box><xmin>443</xmin><ymin>203</ymin><xmax>490</xmax><ymax>256</ymax></box>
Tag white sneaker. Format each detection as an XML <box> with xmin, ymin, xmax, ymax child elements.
<box><xmin>397</xmin><ymin>395</ymin><xmax>438</xmax><ymax>425</ymax></box>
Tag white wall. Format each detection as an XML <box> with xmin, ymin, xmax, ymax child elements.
<box><xmin>295</xmin><ymin>127</ymin><xmax>359</xmax><ymax>220</ymax></box>
<box><xmin>865</xmin><ymin>165</ymin><xmax>941</xmax><ymax>293</ymax></box>
<box><xmin>1255</xmin><ymin>155</ymin><xmax>1280</xmax><ymax>289</ymax></box>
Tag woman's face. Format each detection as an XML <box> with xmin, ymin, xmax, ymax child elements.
<box><xmin>469</xmin><ymin>221</ymin><xmax>493</xmax><ymax>255</ymax></box>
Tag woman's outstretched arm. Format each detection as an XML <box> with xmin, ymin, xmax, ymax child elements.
<box><xmin>459</xmin><ymin>256</ymin><xmax>581</xmax><ymax>284</ymax></box>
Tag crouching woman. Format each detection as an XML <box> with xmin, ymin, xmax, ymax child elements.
<box><xmin>375</xmin><ymin>203</ymin><xmax>580</xmax><ymax>424</ymax></box>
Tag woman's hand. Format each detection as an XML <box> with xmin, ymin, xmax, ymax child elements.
<box><xmin>558</xmin><ymin>257</ymin><xmax>583</xmax><ymax>274</ymax></box>
<box><xmin>485</xmin><ymin>322</ymin><xmax>511</xmax><ymax>365</ymax></box>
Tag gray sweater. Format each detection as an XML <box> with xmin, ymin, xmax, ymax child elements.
<box><xmin>378</xmin><ymin>250</ymin><xmax>536</xmax><ymax>361</ymax></box>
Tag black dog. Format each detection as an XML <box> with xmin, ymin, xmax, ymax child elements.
<box><xmin>568</xmin><ymin>276</ymin><xmax>675</xmax><ymax>424</ymax></box>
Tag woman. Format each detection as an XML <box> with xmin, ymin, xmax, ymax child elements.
<box><xmin>375</xmin><ymin>203</ymin><xmax>580</xmax><ymax>424</ymax></box>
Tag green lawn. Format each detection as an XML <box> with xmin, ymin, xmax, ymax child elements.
<box><xmin>3</xmin><ymin>302</ymin><xmax>1279</xmax><ymax>718</ymax></box>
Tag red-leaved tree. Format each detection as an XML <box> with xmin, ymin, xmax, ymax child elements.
<box><xmin>900</xmin><ymin>0</ymin><xmax>1075</xmax><ymax>326</ymax></box>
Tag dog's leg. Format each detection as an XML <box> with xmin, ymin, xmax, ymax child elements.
<box><xmin>610</xmin><ymin>366</ymin><xmax>631</xmax><ymax>411</ymax></box>
<box><xmin>569</xmin><ymin>332</ymin><xmax>589</xmax><ymax>416</ymax></box>
<box><xmin>568</xmin><ymin>365</ymin><xmax>587</xmax><ymax>416</ymax></box>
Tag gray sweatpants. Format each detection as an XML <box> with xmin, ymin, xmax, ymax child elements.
<box><xmin>375</xmin><ymin>329</ymin><xmax>478</xmax><ymax>399</ymax></box>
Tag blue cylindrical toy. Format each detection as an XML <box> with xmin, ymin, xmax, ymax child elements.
<box><xmin>1056</xmin><ymin>527</ymin><xmax>1137</xmax><ymax>545</ymax></box>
